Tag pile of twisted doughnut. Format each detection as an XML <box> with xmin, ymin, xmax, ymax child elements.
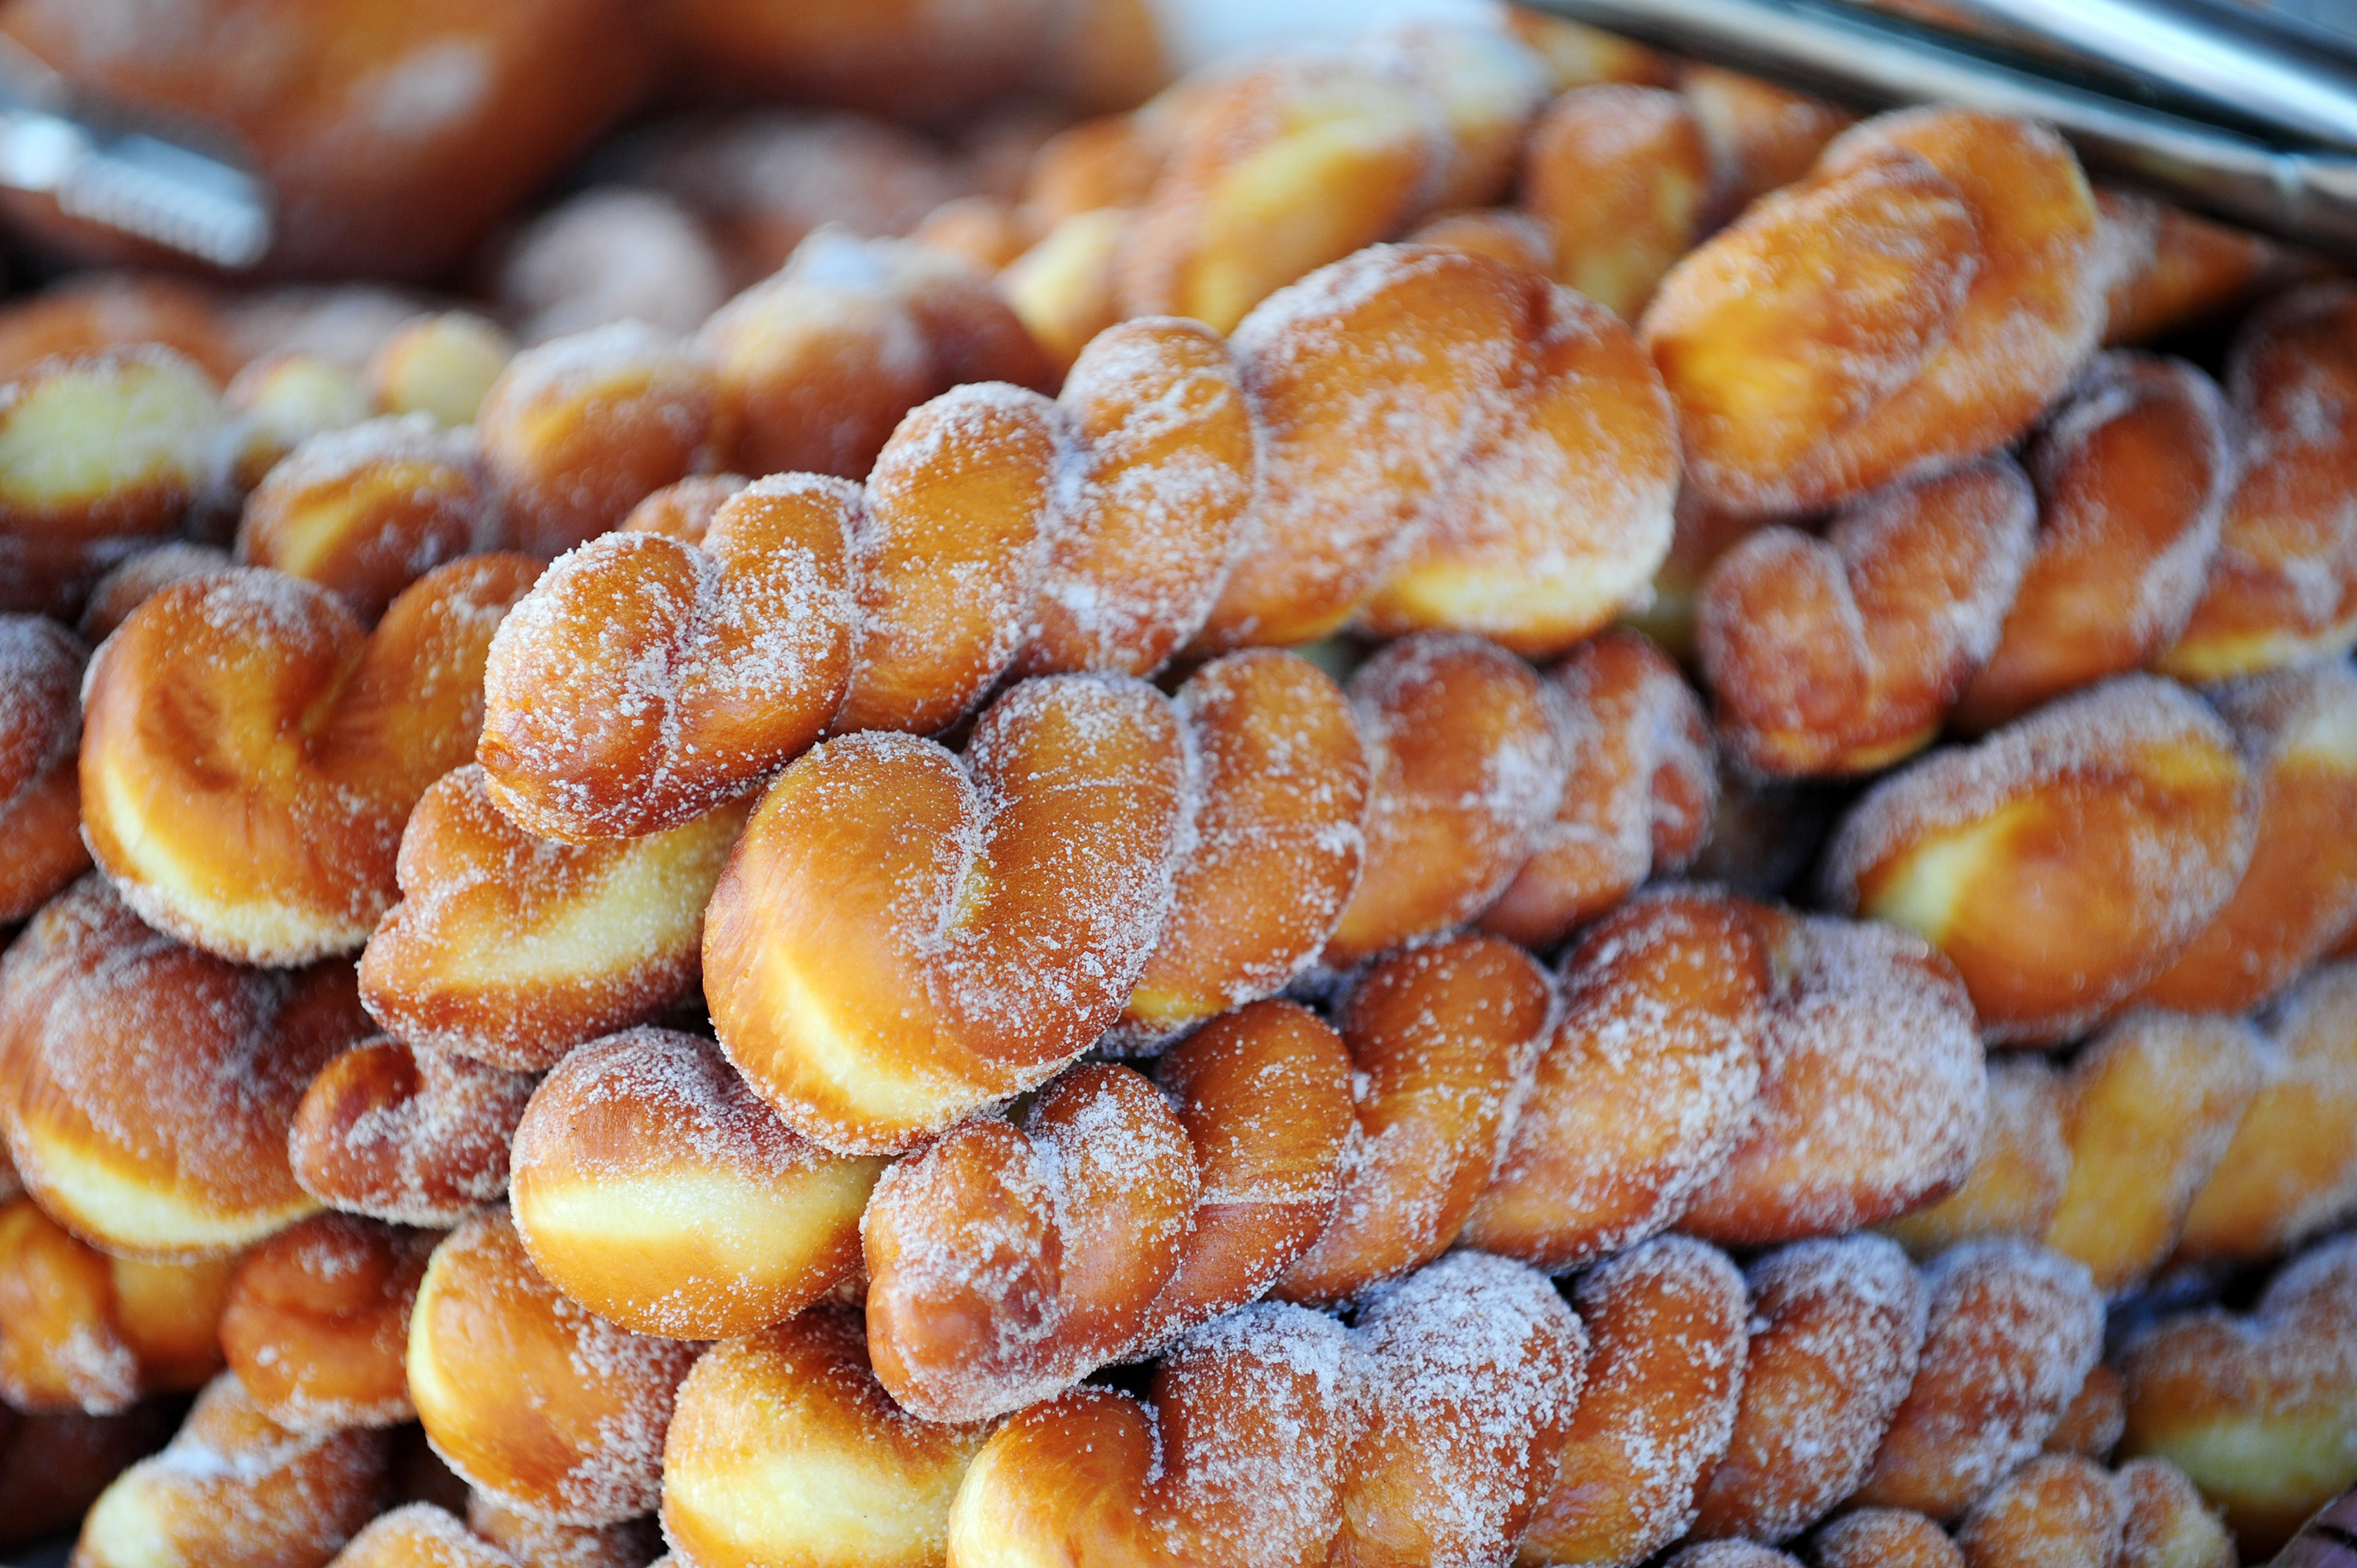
<box><xmin>3</xmin><ymin>2</ymin><xmax>2357</xmax><ymax>1565</ymax></box>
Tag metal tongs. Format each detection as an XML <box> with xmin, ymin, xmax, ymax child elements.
<box><xmin>0</xmin><ymin>33</ymin><xmax>271</xmax><ymax>269</ymax></box>
<box><xmin>1525</xmin><ymin>0</ymin><xmax>2357</xmax><ymax>256</ymax></box>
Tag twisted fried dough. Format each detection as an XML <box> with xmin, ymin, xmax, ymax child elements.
<box><xmin>2120</xmin><ymin>1233</ymin><xmax>2357</xmax><ymax>1555</ymax></box>
<box><xmin>0</xmin><ymin>346</ymin><xmax>224</xmax><ymax>618</ymax></box>
<box><xmin>1699</xmin><ymin>456</ymin><xmax>2035</xmax><ymax>778</ymax></box>
<box><xmin>2160</xmin><ymin>284</ymin><xmax>2357</xmax><ymax>680</ymax></box>
<box><xmin>0</xmin><ymin>614</ymin><xmax>90</xmax><ymax>923</ymax></box>
<box><xmin>703</xmin><ymin>673</ymin><xmax>1188</xmax><ymax>1153</ymax></box>
<box><xmin>1824</xmin><ymin>676</ymin><xmax>2256</xmax><ymax>1044</ymax></box>
<box><xmin>81</xmin><ymin>555</ymin><xmax>540</xmax><ymax>965</ymax></box>
<box><xmin>359</xmin><ymin>767</ymin><xmax>748</xmax><ymax>1071</ymax></box>
<box><xmin>218</xmin><ymin>1214</ymin><xmax>432</xmax><ymax>1431</ymax></box>
<box><xmin>71</xmin><ymin>1372</ymin><xmax>390</xmax><ymax>1568</ymax></box>
<box><xmin>1479</xmin><ymin>630</ymin><xmax>1715</xmax><ymax>951</ymax></box>
<box><xmin>481</xmin><ymin>247</ymin><xmax>1674</xmax><ymax>842</ymax></box>
<box><xmin>289</xmin><ymin>1035</ymin><xmax>535</xmax><ymax>1228</ymax></box>
<box><xmin>2</xmin><ymin>877</ymin><xmax>369</xmax><ymax>1260</ymax></box>
<box><xmin>510</xmin><ymin>1028</ymin><xmax>887</xmax><ymax>1339</ymax></box>
<box><xmin>863</xmin><ymin>1000</ymin><xmax>1351</xmax><ymax>1420</ymax></box>
<box><xmin>1643</xmin><ymin>108</ymin><xmax>2102</xmax><ymax>517</ymax></box>
<box><xmin>0</xmin><ymin>1196</ymin><xmax>232</xmax><ymax>1415</ymax></box>
<box><xmin>408</xmin><ymin>1209</ymin><xmax>697</xmax><ymax>1526</ymax></box>
<box><xmin>1952</xmin><ymin>354</ymin><xmax>2231</xmax><ymax>734</ymax></box>
<box><xmin>662</xmin><ymin>1308</ymin><xmax>995</xmax><ymax>1568</ymax></box>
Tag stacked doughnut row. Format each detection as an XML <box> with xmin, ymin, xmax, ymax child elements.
<box><xmin>3</xmin><ymin>5</ymin><xmax>2357</xmax><ymax>1566</ymax></box>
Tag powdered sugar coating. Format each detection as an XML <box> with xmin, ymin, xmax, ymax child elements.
<box><xmin>1823</xmin><ymin>674</ymin><xmax>2256</xmax><ymax>1043</ymax></box>
<box><xmin>75</xmin><ymin>1373</ymin><xmax>388</xmax><ymax>1568</ymax></box>
<box><xmin>706</xmin><ymin>673</ymin><xmax>1189</xmax><ymax>1152</ymax></box>
<box><xmin>0</xmin><ymin>614</ymin><xmax>81</xmax><ymax>798</ymax></box>
<box><xmin>478</xmin><ymin>473</ymin><xmax>859</xmax><ymax>840</ymax></box>
<box><xmin>864</xmin><ymin>1062</ymin><xmax>1197</xmax><ymax>1421</ymax></box>
<box><xmin>1325</xmin><ymin>632</ymin><xmax>1571</xmax><ymax>965</ymax></box>
<box><xmin>1527</xmin><ymin>1235</ymin><xmax>1749</xmax><ymax>1566</ymax></box>
<box><xmin>1343</xmin><ymin>1251</ymin><xmax>1589</xmax><ymax>1567</ymax></box>
<box><xmin>510</xmin><ymin>1027</ymin><xmax>882</xmax><ymax>1339</ymax></box>
<box><xmin>1857</xmin><ymin>1239</ymin><xmax>2105</xmax><ymax>1519</ymax></box>
<box><xmin>1150</xmin><ymin>1302</ymin><xmax>1362</xmax><ymax>1566</ymax></box>
<box><xmin>1684</xmin><ymin>909</ymin><xmax>1985</xmax><ymax>1244</ymax></box>
<box><xmin>1483</xmin><ymin>631</ymin><xmax>1717</xmax><ymax>949</ymax></box>
<box><xmin>1693</xmin><ymin>1234</ymin><xmax>1930</xmax><ymax>1542</ymax></box>
<box><xmin>1</xmin><ymin>877</ymin><xmax>370</xmax><ymax>1260</ymax></box>
<box><xmin>409</xmin><ymin>1208</ymin><xmax>698</xmax><ymax>1527</ymax></box>
<box><xmin>1463</xmin><ymin>890</ymin><xmax>1768</xmax><ymax>1272</ymax></box>
<box><xmin>289</xmin><ymin>1034</ymin><xmax>534</xmax><ymax>1227</ymax></box>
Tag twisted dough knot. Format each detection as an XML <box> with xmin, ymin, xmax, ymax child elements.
<box><xmin>79</xmin><ymin>554</ymin><xmax>541</xmax><ymax>966</ymax></box>
<box><xmin>1</xmin><ymin>877</ymin><xmax>372</xmax><ymax>1262</ymax></box>
<box><xmin>862</xmin><ymin>998</ymin><xmax>1354</xmax><ymax>1422</ymax></box>
<box><xmin>479</xmin><ymin>244</ymin><xmax>1675</xmax><ymax>844</ymax></box>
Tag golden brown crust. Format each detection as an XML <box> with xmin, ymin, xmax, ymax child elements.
<box><xmin>510</xmin><ymin>1028</ymin><xmax>885</xmax><ymax>1339</ymax></box>
<box><xmin>0</xmin><ymin>614</ymin><xmax>90</xmax><ymax>923</ymax></box>
<box><xmin>1953</xmin><ymin>353</ymin><xmax>2232</xmax><ymax>733</ymax></box>
<box><xmin>2044</xmin><ymin>1364</ymin><xmax>2127</xmax><ymax>1461</ymax></box>
<box><xmin>75</xmin><ymin>542</ymin><xmax>233</xmax><ymax>642</ymax></box>
<box><xmin>1699</xmin><ymin>456</ymin><xmax>2036</xmax><ymax>778</ymax></box>
<box><xmin>2161</xmin><ymin>284</ymin><xmax>2357</xmax><ymax>679</ymax></box>
<box><xmin>2040</xmin><ymin>1013</ymin><xmax>2264</xmax><ymax>1293</ymax></box>
<box><xmin>865</xmin><ymin>1000</ymin><xmax>1355</xmax><ymax>1420</ymax></box>
<box><xmin>1952</xmin><ymin>1455</ymin><xmax>2126</xmax><ymax>1568</ymax></box>
<box><xmin>1678</xmin><ymin>64</ymin><xmax>1854</xmax><ymax>223</ymax></box>
<box><xmin>288</xmin><ymin>1036</ymin><xmax>534</xmax><ymax>1229</ymax></box>
<box><xmin>0</xmin><ymin>347</ymin><xmax>225</xmax><ymax>618</ymax></box>
<box><xmin>359</xmin><ymin>766</ymin><xmax>748</xmax><ymax>1068</ymax></box>
<box><xmin>2121</xmin><ymin>1234</ymin><xmax>2357</xmax><ymax>1556</ymax></box>
<box><xmin>236</xmin><ymin>417</ymin><xmax>498</xmax><ymax>622</ymax></box>
<box><xmin>1336</xmin><ymin>1253</ymin><xmax>1587</xmax><ymax>1568</ymax></box>
<box><xmin>408</xmin><ymin>1209</ymin><xmax>698</xmax><ymax>1526</ymax></box>
<box><xmin>0</xmin><ymin>275</ymin><xmax>241</xmax><ymax>385</ymax></box>
<box><xmin>1481</xmin><ymin>630</ymin><xmax>1716</xmax><ymax>950</ymax></box>
<box><xmin>1683</xmin><ymin>903</ymin><xmax>1985</xmax><ymax>1246</ymax></box>
<box><xmin>476</xmin><ymin>323</ymin><xmax>717</xmax><ymax>558</ymax></box>
<box><xmin>1464</xmin><ymin>890</ymin><xmax>1769</xmax><ymax>1270</ymax></box>
<box><xmin>1270</xmin><ymin>936</ymin><xmax>1552</xmax><ymax>1306</ymax></box>
<box><xmin>663</xmin><ymin>1309</ymin><xmax>995</xmax><ymax>1568</ymax></box>
<box><xmin>1825</xmin><ymin>676</ymin><xmax>2256</xmax><ymax>1044</ymax></box>
<box><xmin>1854</xmin><ymin>1240</ymin><xmax>2105</xmax><ymax>1520</ymax></box>
<box><xmin>222</xmin><ymin>352</ymin><xmax>374</xmax><ymax>496</ymax></box>
<box><xmin>81</xmin><ymin>556</ymin><xmax>540</xmax><ymax>965</ymax></box>
<box><xmin>1119</xmin><ymin>650</ymin><xmax>1368</xmax><ymax>1041</ymax></box>
<box><xmin>705</xmin><ymin>674</ymin><xmax>1189</xmax><ymax>1153</ymax></box>
<box><xmin>697</xmin><ymin>232</ymin><xmax>1053</xmax><ymax>483</ymax></box>
<box><xmin>1644</xmin><ymin>108</ymin><xmax>2102</xmax><ymax>517</ymax></box>
<box><xmin>71</xmin><ymin>1372</ymin><xmax>390</xmax><ymax>1568</ymax></box>
<box><xmin>2176</xmin><ymin>963</ymin><xmax>2357</xmax><ymax>1266</ymax></box>
<box><xmin>218</xmin><ymin>1214</ymin><xmax>433</xmax><ymax>1431</ymax></box>
<box><xmin>1692</xmin><ymin>1234</ymin><xmax>1929</xmax><ymax>1543</ymax></box>
<box><xmin>0</xmin><ymin>1196</ymin><xmax>233</xmax><ymax>1415</ymax></box>
<box><xmin>1322</xmin><ymin>635</ymin><xmax>1569</xmax><ymax>965</ymax></box>
<box><xmin>1809</xmin><ymin>1507</ymin><xmax>1966</xmax><ymax>1568</ymax></box>
<box><xmin>2097</xmin><ymin>189</ymin><xmax>2328</xmax><ymax>348</ymax></box>
<box><xmin>1884</xmin><ymin>1057</ymin><xmax>2072</xmax><ymax>1259</ymax></box>
<box><xmin>2135</xmin><ymin>662</ymin><xmax>2357</xmax><ymax>1014</ymax></box>
<box><xmin>464</xmin><ymin>1493</ymin><xmax>658</xmax><ymax>1568</ymax></box>
<box><xmin>2</xmin><ymin>877</ymin><xmax>368</xmax><ymax>1261</ymax></box>
<box><xmin>1523</xmin><ymin>85</ymin><xmax>1710</xmax><ymax>321</ymax></box>
<box><xmin>1523</xmin><ymin>1235</ymin><xmax>1750</xmax><ymax>1566</ymax></box>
